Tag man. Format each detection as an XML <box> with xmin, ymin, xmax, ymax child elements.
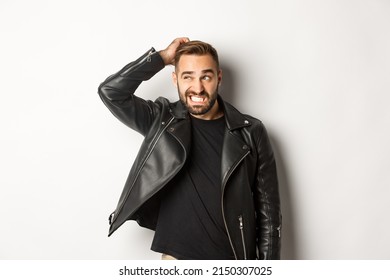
<box><xmin>98</xmin><ymin>38</ymin><xmax>281</xmax><ymax>260</ymax></box>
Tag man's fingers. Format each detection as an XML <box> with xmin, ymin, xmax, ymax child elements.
<box><xmin>161</xmin><ymin>37</ymin><xmax>190</xmax><ymax>65</ymax></box>
<box><xmin>170</xmin><ymin>37</ymin><xmax>190</xmax><ymax>50</ymax></box>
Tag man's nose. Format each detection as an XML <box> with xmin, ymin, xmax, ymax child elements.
<box><xmin>191</xmin><ymin>79</ymin><xmax>205</xmax><ymax>94</ymax></box>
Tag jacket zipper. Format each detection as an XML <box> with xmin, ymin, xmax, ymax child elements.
<box><xmin>238</xmin><ymin>215</ymin><xmax>247</xmax><ymax>260</ymax></box>
<box><xmin>221</xmin><ymin>148</ymin><xmax>250</xmax><ymax>259</ymax></box>
<box><xmin>110</xmin><ymin>116</ymin><xmax>175</xmax><ymax>225</ymax></box>
<box><xmin>103</xmin><ymin>48</ymin><xmax>155</xmax><ymax>86</ymax></box>
<box><xmin>147</xmin><ymin>49</ymin><xmax>154</xmax><ymax>62</ymax></box>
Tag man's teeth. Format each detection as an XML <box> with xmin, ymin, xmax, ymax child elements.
<box><xmin>190</xmin><ymin>96</ymin><xmax>205</xmax><ymax>102</ymax></box>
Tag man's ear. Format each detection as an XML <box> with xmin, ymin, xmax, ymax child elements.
<box><xmin>218</xmin><ymin>69</ymin><xmax>223</xmax><ymax>85</ymax></box>
<box><xmin>172</xmin><ymin>71</ymin><xmax>178</xmax><ymax>88</ymax></box>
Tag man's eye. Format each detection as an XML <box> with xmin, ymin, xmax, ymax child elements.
<box><xmin>183</xmin><ymin>76</ymin><xmax>191</xmax><ymax>80</ymax></box>
<box><xmin>202</xmin><ymin>76</ymin><xmax>211</xmax><ymax>81</ymax></box>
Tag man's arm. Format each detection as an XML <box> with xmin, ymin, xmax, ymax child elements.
<box><xmin>254</xmin><ymin>123</ymin><xmax>282</xmax><ymax>260</ymax></box>
<box><xmin>98</xmin><ymin>37</ymin><xmax>189</xmax><ymax>135</ymax></box>
<box><xmin>98</xmin><ymin>48</ymin><xmax>164</xmax><ymax>135</ymax></box>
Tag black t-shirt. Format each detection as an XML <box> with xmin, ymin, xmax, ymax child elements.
<box><xmin>151</xmin><ymin>115</ymin><xmax>234</xmax><ymax>260</ymax></box>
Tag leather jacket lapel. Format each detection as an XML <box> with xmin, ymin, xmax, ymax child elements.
<box><xmin>221</xmin><ymin>130</ymin><xmax>251</xmax><ymax>189</ymax></box>
<box><xmin>166</xmin><ymin>117</ymin><xmax>191</xmax><ymax>156</ymax></box>
<box><xmin>219</xmin><ymin>97</ymin><xmax>252</xmax><ymax>188</ymax></box>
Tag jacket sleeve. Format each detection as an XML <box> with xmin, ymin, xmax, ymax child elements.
<box><xmin>254</xmin><ymin>122</ymin><xmax>281</xmax><ymax>259</ymax></box>
<box><xmin>98</xmin><ymin>48</ymin><xmax>166</xmax><ymax>135</ymax></box>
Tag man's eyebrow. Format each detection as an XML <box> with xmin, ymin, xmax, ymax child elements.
<box><xmin>201</xmin><ymin>69</ymin><xmax>215</xmax><ymax>74</ymax></box>
<box><xmin>181</xmin><ymin>71</ymin><xmax>194</xmax><ymax>77</ymax></box>
<box><xmin>180</xmin><ymin>69</ymin><xmax>215</xmax><ymax>77</ymax></box>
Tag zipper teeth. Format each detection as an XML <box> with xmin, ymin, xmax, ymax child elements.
<box><xmin>104</xmin><ymin>49</ymin><xmax>153</xmax><ymax>85</ymax></box>
<box><xmin>147</xmin><ymin>50</ymin><xmax>153</xmax><ymax>62</ymax></box>
<box><xmin>111</xmin><ymin>116</ymin><xmax>175</xmax><ymax>225</ymax></box>
<box><xmin>239</xmin><ymin>215</ymin><xmax>247</xmax><ymax>260</ymax></box>
<box><xmin>221</xmin><ymin>188</ymin><xmax>237</xmax><ymax>259</ymax></box>
<box><xmin>221</xmin><ymin>149</ymin><xmax>250</xmax><ymax>260</ymax></box>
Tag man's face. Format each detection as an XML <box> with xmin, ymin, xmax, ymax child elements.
<box><xmin>172</xmin><ymin>54</ymin><xmax>222</xmax><ymax>118</ymax></box>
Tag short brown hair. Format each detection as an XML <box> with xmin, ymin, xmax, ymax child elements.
<box><xmin>174</xmin><ymin>40</ymin><xmax>219</xmax><ymax>69</ymax></box>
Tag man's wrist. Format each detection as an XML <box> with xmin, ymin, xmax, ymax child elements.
<box><xmin>158</xmin><ymin>50</ymin><xmax>172</xmax><ymax>66</ymax></box>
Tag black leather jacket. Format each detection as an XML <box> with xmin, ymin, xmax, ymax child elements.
<box><xmin>98</xmin><ymin>48</ymin><xmax>281</xmax><ymax>259</ymax></box>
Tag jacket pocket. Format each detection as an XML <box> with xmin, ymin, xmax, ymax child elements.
<box><xmin>238</xmin><ymin>215</ymin><xmax>247</xmax><ymax>260</ymax></box>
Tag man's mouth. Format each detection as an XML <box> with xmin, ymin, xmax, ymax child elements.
<box><xmin>189</xmin><ymin>95</ymin><xmax>207</xmax><ymax>103</ymax></box>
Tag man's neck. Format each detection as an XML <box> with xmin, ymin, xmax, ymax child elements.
<box><xmin>190</xmin><ymin>100</ymin><xmax>224</xmax><ymax>120</ymax></box>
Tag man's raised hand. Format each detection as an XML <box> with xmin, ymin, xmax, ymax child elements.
<box><xmin>159</xmin><ymin>37</ymin><xmax>190</xmax><ymax>66</ymax></box>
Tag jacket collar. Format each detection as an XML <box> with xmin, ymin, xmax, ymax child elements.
<box><xmin>170</xmin><ymin>95</ymin><xmax>252</xmax><ymax>131</ymax></box>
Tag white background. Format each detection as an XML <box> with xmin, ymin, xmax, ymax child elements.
<box><xmin>0</xmin><ymin>0</ymin><xmax>389</xmax><ymax>260</ymax></box>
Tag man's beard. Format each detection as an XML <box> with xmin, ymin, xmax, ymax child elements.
<box><xmin>178</xmin><ymin>85</ymin><xmax>219</xmax><ymax>116</ymax></box>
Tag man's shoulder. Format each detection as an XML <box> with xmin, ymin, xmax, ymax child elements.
<box><xmin>243</xmin><ymin>114</ymin><xmax>264</xmax><ymax>128</ymax></box>
<box><xmin>222</xmin><ymin>99</ymin><xmax>265</xmax><ymax>129</ymax></box>
<box><xmin>242</xmin><ymin>114</ymin><xmax>267</xmax><ymax>139</ymax></box>
<box><xmin>154</xmin><ymin>96</ymin><xmax>170</xmax><ymax>104</ymax></box>
<box><xmin>150</xmin><ymin>96</ymin><xmax>178</xmax><ymax>112</ymax></box>
<box><xmin>152</xmin><ymin>97</ymin><xmax>187</xmax><ymax>119</ymax></box>
<box><xmin>154</xmin><ymin>96</ymin><xmax>180</xmax><ymax>106</ymax></box>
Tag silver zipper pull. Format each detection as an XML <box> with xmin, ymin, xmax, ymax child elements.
<box><xmin>239</xmin><ymin>215</ymin><xmax>243</xmax><ymax>229</ymax></box>
<box><xmin>238</xmin><ymin>215</ymin><xmax>247</xmax><ymax>259</ymax></box>
<box><xmin>277</xmin><ymin>225</ymin><xmax>281</xmax><ymax>237</ymax></box>
<box><xmin>147</xmin><ymin>50</ymin><xmax>154</xmax><ymax>62</ymax></box>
